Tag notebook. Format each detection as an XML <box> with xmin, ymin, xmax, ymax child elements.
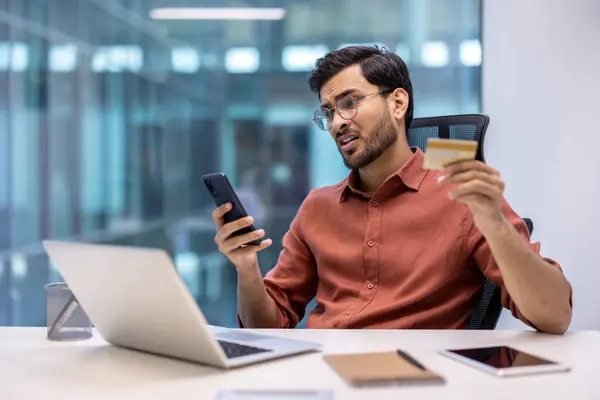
<box><xmin>323</xmin><ymin>350</ymin><xmax>445</xmax><ymax>387</ymax></box>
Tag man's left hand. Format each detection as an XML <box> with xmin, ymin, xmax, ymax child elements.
<box><xmin>438</xmin><ymin>160</ymin><xmax>507</xmax><ymax>234</ymax></box>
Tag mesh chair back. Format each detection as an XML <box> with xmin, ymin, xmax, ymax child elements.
<box><xmin>407</xmin><ymin>114</ymin><xmax>489</xmax><ymax>162</ymax></box>
<box><xmin>407</xmin><ymin>114</ymin><xmax>501</xmax><ymax>330</ymax></box>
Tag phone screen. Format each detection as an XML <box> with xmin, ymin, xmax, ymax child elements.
<box><xmin>447</xmin><ymin>346</ymin><xmax>557</xmax><ymax>369</ymax></box>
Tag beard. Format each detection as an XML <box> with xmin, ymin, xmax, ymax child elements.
<box><xmin>339</xmin><ymin>113</ymin><xmax>398</xmax><ymax>170</ymax></box>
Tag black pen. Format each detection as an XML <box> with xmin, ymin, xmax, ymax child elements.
<box><xmin>396</xmin><ymin>349</ymin><xmax>426</xmax><ymax>370</ymax></box>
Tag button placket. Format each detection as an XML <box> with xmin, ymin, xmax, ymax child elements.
<box><xmin>351</xmin><ymin>193</ymin><xmax>382</xmax><ymax>328</ymax></box>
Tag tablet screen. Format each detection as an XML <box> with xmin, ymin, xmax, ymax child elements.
<box><xmin>447</xmin><ymin>346</ymin><xmax>557</xmax><ymax>369</ymax></box>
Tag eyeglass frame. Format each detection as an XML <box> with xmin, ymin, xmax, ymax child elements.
<box><xmin>312</xmin><ymin>89</ymin><xmax>393</xmax><ymax>131</ymax></box>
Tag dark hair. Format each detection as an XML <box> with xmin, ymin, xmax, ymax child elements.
<box><xmin>308</xmin><ymin>45</ymin><xmax>414</xmax><ymax>132</ymax></box>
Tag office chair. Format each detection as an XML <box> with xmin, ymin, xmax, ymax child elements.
<box><xmin>407</xmin><ymin>113</ymin><xmax>532</xmax><ymax>330</ymax></box>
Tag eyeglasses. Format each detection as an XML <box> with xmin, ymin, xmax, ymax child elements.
<box><xmin>312</xmin><ymin>89</ymin><xmax>391</xmax><ymax>131</ymax></box>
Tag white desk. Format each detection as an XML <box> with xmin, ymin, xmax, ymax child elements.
<box><xmin>0</xmin><ymin>328</ymin><xmax>598</xmax><ymax>399</ymax></box>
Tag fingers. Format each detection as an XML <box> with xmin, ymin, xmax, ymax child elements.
<box><xmin>229</xmin><ymin>238</ymin><xmax>273</xmax><ymax>257</ymax></box>
<box><xmin>444</xmin><ymin>160</ymin><xmax>499</xmax><ymax>177</ymax></box>
<box><xmin>439</xmin><ymin>161</ymin><xmax>507</xmax><ymax>230</ymax></box>
<box><xmin>212</xmin><ymin>203</ymin><xmax>270</xmax><ymax>257</ymax></box>
<box><xmin>212</xmin><ymin>204</ymin><xmax>255</xmax><ymax>240</ymax></box>
<box><xmin>451</xmin><ymin>194</ymin><xmax>490</xmax><ymax>207</ymax></box>
<box><xmin>437</xmin><ymin>160</ymin><xmax>505</xmax><ymax>202</ymax></box>
<box><xmin>448</xmin><ymin>179</ymin><xmax>503</xmax><ymax>201</ymax></box>
<box><xmin>439</xmin><ymin>169</ymin><xmax>505</xmax><ymax>192</ymax></box>
<box><xmin>212</xmin><ymin>203</ymin><xmax>232</xmax><ymax>228</ymax></box>
<box><xmin>218</xmin><ymin>229</ymin><xmax>266</xmax><ymax>253</ymax></box>
<box><xmin>219</xmin><ymin>216</ymin><xmax>256</xmax><ymax>240</ymax></box>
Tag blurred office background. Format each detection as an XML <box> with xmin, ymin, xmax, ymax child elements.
<box><xmin>0</xmin><ymin>0</ymin><xmax>482</xmax><ymax>327</ymax></box>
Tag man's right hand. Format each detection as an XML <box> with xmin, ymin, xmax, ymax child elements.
<box><xmin>213</xmin><ymin>203</ymin><xmax>273</xmax><ymax>271</ymax></box>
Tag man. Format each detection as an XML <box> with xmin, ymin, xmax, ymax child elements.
<box><xmin>212</xmin><ymin>46</ymin><xmax>572</xmax><ymax>334</ymax></box>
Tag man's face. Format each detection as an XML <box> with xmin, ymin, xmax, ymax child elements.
<box><xmin>319</xmin><ymin>65</ymin><xmax>398</xmax><ymax>170</ymax></box>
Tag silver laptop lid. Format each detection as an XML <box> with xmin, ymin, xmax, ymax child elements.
<box><xmin>42</xmin><ymin>240</ymin><xmax>228</xmax><ymax>367</ymax></box>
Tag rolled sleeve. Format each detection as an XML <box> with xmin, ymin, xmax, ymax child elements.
<box><xmin>466</xmin><ymin>200</ymin><xmax>572</xmax><ymax>329</ymax></box>
<box><xmin>237</xmin><ymin>303</ymin><xmax>290</xmax><ymax>329</ymax></box>
<box><xmin>237</xmin><ymin>195</ymin><xmax>318</xmax><ymax>329</ymax></box>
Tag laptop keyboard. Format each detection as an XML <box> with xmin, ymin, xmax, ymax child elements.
<box><xmin>217</xmin><ymin>340</ymin><xmax>272</xmax><ymax>359</ymax></box>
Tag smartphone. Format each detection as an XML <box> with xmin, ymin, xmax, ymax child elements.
<box><xmin>202</xmin><ymin>172</ymin><xmax>261</xmax><ymax>246</ymax></box>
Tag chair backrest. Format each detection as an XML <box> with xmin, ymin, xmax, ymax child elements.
<box><xmin>407</xmin><ymin>113</ymin><xmax>502</xmax><ymax>330</ymax></box>
<box><xmin>407</xmin><ymin>114</ymin><xmax>490</xmax><ymax>163</ymax></box>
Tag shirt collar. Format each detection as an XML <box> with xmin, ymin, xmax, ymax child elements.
<box><xmin>338</xmin><ymin>147</ymin><xmax>428</xmax><ymax>202</ymax></box>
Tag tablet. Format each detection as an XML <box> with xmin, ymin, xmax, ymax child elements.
<box><xmin>439</xmin><ymin>346</ymin><xmax>571</xmax><ymax>377</ymax></box>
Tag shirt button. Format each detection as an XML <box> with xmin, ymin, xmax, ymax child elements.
<box><xmin>372</xmin><ymin>200</ymin><xmax>379</xmax><ymax>207</ymax></box>
<box><xmin>367</xmin><ymin>283</ymin><xmax>374</xmax><ymax>289</ymax></box>
<box><xmin>367</xmin><ymin>240</ymin><xmax>374</xmax><ymax>247</ymax></box>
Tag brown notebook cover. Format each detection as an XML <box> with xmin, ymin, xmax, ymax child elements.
<box><xmin>323</xmin><ymin>350</ymin><xmax>445</xmax><ymax>387</ymax></box>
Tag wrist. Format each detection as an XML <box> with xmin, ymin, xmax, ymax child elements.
<box><xmin>237</xmin><ymin>262</ymin><xmax>262</xmax><ymax>280</ymax></box>
<box><xmin>478</xmin><ymin>213</ymin><xmax>512</xmax><ymax>240</ymax></box>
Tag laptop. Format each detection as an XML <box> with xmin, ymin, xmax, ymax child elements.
<box><xmin>42</xmin><ymin>240</ymin><xmax>321</xmax><ymax>369</ymax></box>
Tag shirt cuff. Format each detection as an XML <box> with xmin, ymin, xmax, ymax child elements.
<box><xmin>236</xmin><ymin>303</ymin><xmax>291</xmax><ymax>329</ymax></box>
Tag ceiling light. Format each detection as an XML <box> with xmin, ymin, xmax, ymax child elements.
<box><xmin>282</xmin><ymin>45</ymin><xmax>328</xmax><ymax>72</ymax></box>
<box><xmin>171</xmin><ymin>47</ymin><xmax>201</xmax><ymax>73</ymax></box>
<box><xmin>459</xmin><ymin>39</ymin><xmax>482</xmax><ymax>67</ymax></box>
<box><xmin>225</xmin><ymin>47</ymin><xmax>260</xmax><ymax>73</ymax></box>
<box><xmin>0</xmin><ymin>42</ymin><xmax>29</xmax><ymax>72</ymax></box>
<box><xmin>149</xmin><ymin>7</ymin><xmax>286</xmax><ymax>20</ymax></box>
<box><xmin>421</xmin><ymin>41</ymin><xmax>449</xmax><ymax>68</ymax></box>
<box><xmin>49</xmin><ymin>44</ymin><xmax>78</xmax><ymax>72</ymax></box>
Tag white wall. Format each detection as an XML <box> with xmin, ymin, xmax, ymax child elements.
<box><xmin>483</xmin><ymin>0</ymin><xmax>600</xmax><ymax>330</ymax></box>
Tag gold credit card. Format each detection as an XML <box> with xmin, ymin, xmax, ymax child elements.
<box><xmin>423</xmin><ymin>138</ymin><xmax>478</xmax><ymax>170</ymax></box>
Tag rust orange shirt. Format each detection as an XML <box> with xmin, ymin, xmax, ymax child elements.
<box><xmin>254</xmin><ymin>148</ymin><xmax>568</xmax><ymax>329</ymax></box>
